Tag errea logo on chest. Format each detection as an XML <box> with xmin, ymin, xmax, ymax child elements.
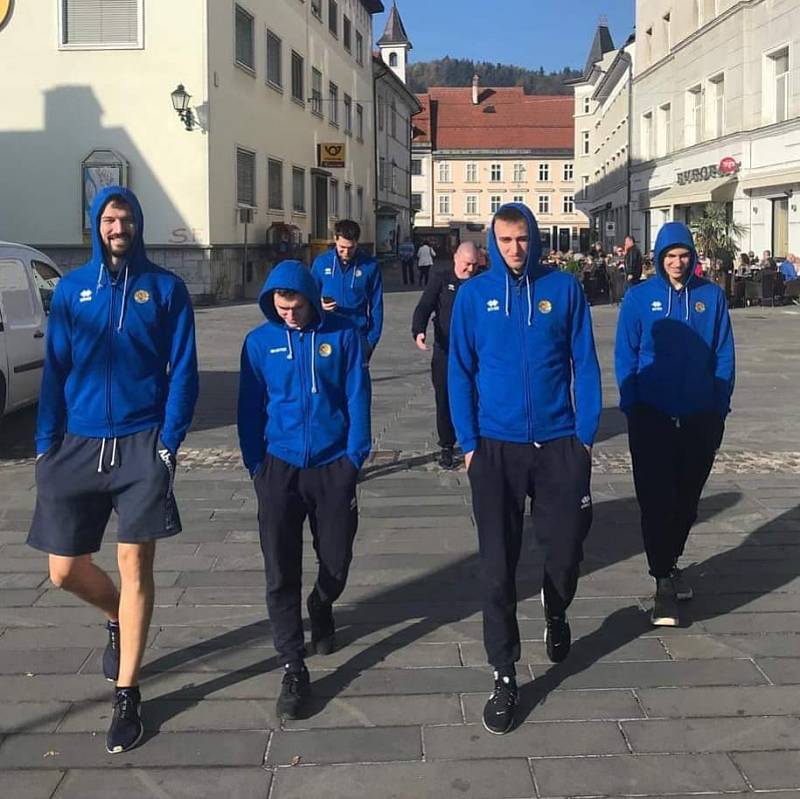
<box><xmin>324</xmin><ymin>267</ymin><xmax>333</xmax><ymax>276</ymax></box>
<box><xmin>651</xmin><ymin>300</ymin><xmax>663</xmax><ymax>312</ymax></box>
<box><xmin>79</xmin><ymin>289</ymin><xmax>93</xmax><ymax>303</ymax></box>
<box><xmin>486</xmin><ymin>299</ymin><xmax>500</xmax><ymax>312</ymax></box>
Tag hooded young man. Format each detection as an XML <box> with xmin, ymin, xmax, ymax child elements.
<box><xmin>449</xmin><ymin>203</ymin><xmax>602</xmax><ymax>734</ymax></box>
<box><xmin>311</xmin><ymin>219</ymin><xmax>383</xmax><ymax>361</ymax></box>
<box><xmin>28</xmin><ymin>186</ymin><xmax>198</xmax><ymax>754</ymax></box>
<box><xmin>615</xmin><ymin>222</ymin><xmax>735</xmax><ymax>627</ymax></box>
<box><xmin>238</xmin><ymin>260</ymin><xmax>371</xmax><ymax>721</ymax></box>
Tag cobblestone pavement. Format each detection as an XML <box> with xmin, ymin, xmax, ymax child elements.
<box><xmin>1</xmin><ymin>264</ymin><xmax>800</xmax><ymax>798</ymax></box>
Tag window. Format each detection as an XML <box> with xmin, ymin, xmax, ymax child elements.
<box><xmin>466</xmin><ymin>162</ymin><xmax>478</xmax><ymax>182</ymax></box>
<box><xmin>389</xmin><ymin>52</ymin><xmax>398</xmax><ymax>67</ymax></box>
<box><xmin>268</xmin><ymin>158</ymin><xmax>283</xmax><ymax>210</ymax></box>
<box><xmin>563</xmin><ymin>163</ymin><xmax>574</xmax><ymax>181</ymax></box>
<box><xmin>356</xmin><ymin>31</ymin><xmax>364</xmax><ymax>65</ymax></box>
<box><xmin>438</xmin><ymin>194</ymin><xmax>451</xmax><ymax>215</ymax></box>
<box><xmin>411</xmin><ymin>193</ymin><xmax>423</xmax><ymax>211</ymax></box>
<box><xmin>236</xmin><ymin>147</ymin><xmax>256</xmax><ymax>207</ymax></box>
<box><xmin>513</xmin><ymin>163</ymin><xmax>526</xmax><ymax>182</ymax></box>
<box><xmin>657</xmin><ymin>103</ymin><xmax>671</xmax><ymax>157</ymax></box>
<box><xmin>490</xmin><ymin>163</ymin><xmax>502</xmax><ymax>182</ymax></box>
<box><xmin>538</xmin><ymin>163</ymin><xmax>550</xmax><ymax>181</ymax></box>
<box><xmin>356</xmin><ymin>104</ymin><xmax>364</xmax><ymax>139</ymax></box>
<box><xmin>344</xmin><ymin>94</ymin><xmax>353</xmax><ymax>134</ymax></box>
<box><xmin>379</xmin><ymin>157</ymin><xmax>387</xmax><ymax>189</ymax></box>
<box><xmin>490</xmin><ymin>195</ymin><xmax>502</xmax><ymax>213</ymax></box>
<box><xmin>466</xmin><ymin>194</ymin><xmax>479</xmax><ymax>215</ymax></box>
<box><xmin>538</xmin><ymin>195</ymin><xmax>550</xmax><ymax>214</ymax></box>
<box><xmin>344</xmin><ymin>183</ymin><xmax>352</xmax><ymax>218</ymax></box>
<box><xmin>292</xmin><ymin>167</ymin><xmax>306</xmax><ymax>213</ymax></box>
<box><xmin>329</xmin><ymin>178</ymin><xmax>339</xmax><ymax>217</ymax></box>
<box><xmin>709</xmin><ymin>74</ymin><xmax>724</xmax><ymax>137</ymax></box>
<box><xmin>234</xmin><ymin>5</ymin><xmax>255</xmax><ymax>71</ymax></box>
<box><xmin>266</xmin><ymin>30</ymin><xmax>282</xmax><ymax>88</ymax></box>
<box><xmin>291</xmin><ymin>51</ymin><xmax>304</xmax><ymax>103</ymax></box>
<box><xmin>686</xmin><ymin>85</ymin><xmax>703</xmax><ymax>145</ymax></box>
<box><xmin>343</xmin><ymin>15</ymin><xmax>352</xmax><ymax>51</ymax></box>
<box><xmin>438</xmin><ymin>162</ymin><xmax>452</xmax><ymax>183</ymax></box>
<box><xmin>582</xmin><ymin>130</ymin><xmax>590</xmax><ymax>156</ymax></box>
<box><xmin>583</xmin><ymin>96</ymin><xmax>591</xmax><ymax>114</ymax></box>
<box><xmin>582</xmin><ymin>175</ymin><xmax>589</xmax><ymax>193</ymax></box>
<box><xmin>390</xmin><ymin>98</ymin><xmax>397</xmax><ymax>138</ymax></box>
<box><xmin>356</xmin><ymin>187</ymin><xmax>364</xmax><ymax>220</ymax></box>
<box><xmin>60</xmin><ymin>0</ymin><xmax>142</xmax><ymax>47</ymax></box>
<box><xmin>513</xmin><ymin>195</ymin><xmax>525</xmax><ymax>204</ymax></box>
<box><xmin>311</xmin><ymin>68</ymin><xmax>323</xmax><ymax>116</ymax></box>
<box><xmin>641</xmin><ymin>111</ymin><xmax>654</xmax><ymax>159</ymax></box>
<box><xmin>770</xmin><ymin>48</ymin><xmax>789</xmax><ymax>123</ymax></box>
<box><xmin>411</xmin><ymin>158</ymin><xmax>423</xmax><ymax>176</ymax></box>
<box><xmin>328</xmin><ymin>0</ymin><xmax>338</xmax><ymax>36</ymax></box>
<box><xmin>391</xmin><ymin>163</ymin><xmax>398</xmax><ymax>193</ymax></box>
<box><xmin>0</xmin><ymin>259</ymin><xmax>37</xmax><ymax>326</ymax></box>
<box><xmin>31</xmin><ymin>260</ymin><xmax>61</xmax><ymax>315</ymax></box>
<box><xmin>563</xmin><ymin>195</ymin><xmax>575</xmax><ymax>213</ymax></box>
<box><xmin>329</xmin><ymin>82</ymin><xmax>338</xmax><ymax>125</ymax></box>
<box><xmin>311</xmin><ymin>0</ymin><xmax>322</xmax><ymax>19</ymax></box>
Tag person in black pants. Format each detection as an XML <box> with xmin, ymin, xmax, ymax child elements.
<box><xmin>411</xmin><ymin>242</ymin><xmax>479</xmax><ymax>468</ymax></box>
<box><xmin>238</xmin><ymin>260</ymin><xmax>371</xmax><ymax>720</ymax></box>
<box><xmin>623</xmin><ymin>235</ymin><xmax>643</xmax><ymax>291</ymax></box>
<box><xmin>616</xmin><ymin>222</ymin><xmax>735</xmax><ymax>627</ymax></box>
<box><xmin>449</xmin><ymin>204</ymin><xmax>602</xmax><ymax>734</ymax></box>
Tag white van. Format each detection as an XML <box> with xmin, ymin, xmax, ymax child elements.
<box><xmin>0</xmin><ymin>243</ymin><xmax>62</xmax><ymax>418</ymax></box>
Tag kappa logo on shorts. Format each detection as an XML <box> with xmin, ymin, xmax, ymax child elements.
<box><xmin>580</xmin><ymin>494</ymin><xmax>592</xmax><ymax>510</ymax></box>
<box><xmin>447</xmin><ymin>283</ymin><xmax>456</xmax><ymax>291</ymax></box>
<box><xmin>79</xmin><ymin>289</ymin><xmax>93</xmax><ymax>303</ymax></box>
<box><xmin>350</xmin><ymin>496</ymin><xmax>357</xmax><ymax>511</ymax></box>
<box><xmin>651</xmin><ymin>300</ymin><xmax>663</xmax><ymax>312</ymax></box>
<box><xmin>486</xmin><ymin>299</ymin><xmax>500</xmax><ymax>312</ymax></box>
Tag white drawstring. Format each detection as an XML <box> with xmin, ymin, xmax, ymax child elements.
<box><xmin>97</xmin><ymin>438</ymin><xmax>106</xmax><ymax>473</ymax></box>
<box><xmin>110</xmin><ymin>437</ymin><xmax>118</xmax><ymax>467</ymax></box>
<box><xmin>310</xmin><ymin>330</ymin><xmax>318</xmax><ymax>394</ymax></box>
<box><xmin>285</xmin><ymin>330</ymin><xmax>294</xmax><ymax>360</ymax></box>
<box><xmin>117</xmin><ymin>266</ymin><xmax>129</xmax><ymax>332</ymax></box>
<box><xmin>666</xmin><ymin>287</ymin><xmax>673</xmax><ymax>317</ymax></box>
<box><xmin>96</xmin><ymin>437</ymin><xmax>120</xmax><ymax>472</ymax></box>
<box><xmin>96</xmin><ymin>263</ymin><xmax>106</xmax><ymax>292</ymax></box>
<box><xmin>685</xmin><ymin>287</ymin><xmax>690</xmax><ymax>321</ymax></box>
<box><xmin>504</xmin><ymin>274</ymin><xmax>510</xmax><ymax>317</ymax></box>
<box><xmin>526</xmin><ymin>274</ymin><xmax>533</xmax><ymax>326</ymax></box>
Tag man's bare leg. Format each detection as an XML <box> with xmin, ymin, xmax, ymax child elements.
<box><xmin>116</xmin><ymin>541</ymin><xmax>156</xmax><ymax>687</ymax></box>
<box><xmin>48</xmin><ymin>554</ymin><xmax>119</xmax><ymax>620</ymax></box>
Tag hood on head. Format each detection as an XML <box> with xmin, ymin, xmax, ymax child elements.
<box><xmin>259</xmin><ymin>260</ymin><xmax>323</xmax><ymax>327</ymax></box>
<box><xmin>89</xmin><ymin>185</ymin><xmax>146</xmax><ymax>269</ymax></box>
<box><xmin>653</xmin><ymin>222</ymin><xmax>698</xmax><ymax>282</ymax></box>
<box><xmin>487</xmin><ymin>203</ymin><xmax>543</xmax><ymax>279</ymax></box>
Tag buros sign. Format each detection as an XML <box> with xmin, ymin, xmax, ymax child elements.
<box><xmin>676</xmin><ymin>157</ymin><xmax>740</xmax><ymax>185</ymax></box>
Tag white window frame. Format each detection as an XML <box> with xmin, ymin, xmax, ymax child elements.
<box><xmin>538</xmin><ymin>194</ymin><xmax>550</xmax><ymax>214</ymax></box>
<box><xmin>708</xmin><ymin>73</ymin><xmax>724</xmax><ymax>138</ymax></box>
<box><xmin>329</xmin><ymin>178</ymin><xmax>339</xmax><ymax>218</ymax></box>
<box><xmin>236</xmin><ymin>146</ymin><xmax>257</xmax><ymax>208</ymax></box>
<box><xmin>344</xmin><ymin>183</ymin><xmax>353</xmax><ymax>218</ymax></box>
<box><xmin>465</xmin><ymin>162</ymin><xmax>478</xmax><ymax>183</ymax></box>
<box><xmin>563</xmin><ymin>163</ymin><xmax>574</xmax><ymax>181</ymax></box>
<box><xmin>657</xmin><ymin>103</ymin><xmax>671</xmax><ymax>157</ymax></box>
<box><xmin>490</xmin><ymin>163</ymin><xmax>502</xmax><ymax>182</ymax></box>
<box><xmin>438</xmin><ymin>194</ymin><xmax>451</xmax><ymax>215</ymax></box>
<box><xmin>581</xmin><ymin>131</ymin><xmax>590</xmax><ymax>156</ymax></box>
<box><xmin>538</xmin><ymin>163</ymin><xmax>550</xmax><ymax>181</ymax></box>
<box><xmin>59</xmin><ymin>0</ymin><xmax>144</xmax><ymax>50</ymax></box>
<box><xmin>583</xmin><ymin>96</ymin><xmax>591</xmax><ymax>114</ymax></box>
<box><xmin>292</xmin><ymin>166</ymin><xmax>306</xmax><ymax>214</ymax></box>
<box><xmin>641</xmin><ymin>110</ymin><xmax>654</xmax><ymax>160</ymax></box>
<box><xmin>267</xmin><ymin>157</ymin><xmax>284</xmax><ymax>211</ymax></box>
<box><xmin>685</xmin><ymin>85</ymin><xmax>704</xmax><ymax>146</ymax></box>
<box><xmin>562</xmin><ymin>194</ymin><xmax>575</xmax><ymax>214</ymax></box>
<box><xmin>512</xmin><ymin>194</ymin><xmax>525</xmax><ymax>204</ymax></box>
<box><xmin>490</xmin><ymin>195</ymin><xmax>502</xmax><ymax>213</ymax></box>
<box><xmin>233</xmin><ymin>3</ymin><xmax>256</xmax><ymax>74</ymax></box>
<box><xmin>764</xmin><ymin>46</ymin><xmax>790</xmax><ymax>124</ymax></box>
<box><xmin>465</xmin><ymin>194</ymin><xmax>479</xmax><ymax>215</ymax></box>
<box><xmin>311</xmin><ymin>68</ymin><xmax>323</xmax><ymax>116</ymax></box>
<box><xmin>266</xmin><ymin>29</ymin><xmax>283</xmax><ymax>90</ymax></box>
<box><xmin>513</xmin><ymin>163</ymin><xmax>526</xmax><ymax>183</ymax></box>
<box><xmin>438</xmin><ymin>162</ymin><xmax>452</xmax><ymax>183</ymax></box>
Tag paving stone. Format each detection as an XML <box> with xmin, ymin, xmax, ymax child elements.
<box><xmin>0</xmin><ymin>589</ymin><xmax>40</xmax><ymax>607</ymax></box>
<box><xmin>0</xmin><ymin>648</ymin><xmax>91</xmax><ymax>675</ymax></box>
<box><xmin>0</xmin><ymin>626</ymin><xmax>157</xmax><ymax>650</ymax></box>
<box><xmin>271</xmin><ymin>758</ymin><xmax>535</xmax><ymax>799</ymax></box>
<box><xmin>637</xmin><ymin>685</ymin><xmax>800</xmax><ymax>718</ymax></box>
<box><xmin>0</xmin><ymin>702</ymin><xmax>69</xmax><ymax>733</ymax></box>
<box><xmin>52</xmin><ymin>767</ymin><xmax>271</xmax><ymax>799</ymax></box>
<box><xmin>754</xmin><ymin>657</ymin><xmax>800</xmax><ymax>684</ymax></box>
<box><xmin>267</xmin><ymin>726</ymin><xmax>421</xmax><ymax>765</ymax></box>
<box><xmin>34</xmin><ymin>587</ymin><xmax>185</xmax><ymax>608</ymax></box>
<box><xmin>732</xmin><ymin>751</ymin><xmax>800</xmax><ymax>790</ymax></box>
<box><xmin>0</xmin><ymin>770</ymin><xmax>65</xmax><ymax>799</ymax></box>
<box><xmin>531</xmin><ymin>752</ymin><xmax>746</xmax><ymax>796</ymax></box>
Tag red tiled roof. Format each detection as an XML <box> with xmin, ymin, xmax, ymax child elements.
<box><xmin>412</xmin><ymin>87</ymin><xmax>574</xmax><ymax>152</ymax></box>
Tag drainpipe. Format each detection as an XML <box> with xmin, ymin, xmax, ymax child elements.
<box><xmin>622</xmin><ymin>50</ymin><xmax>634</xmax><ymax>238</ymax></box>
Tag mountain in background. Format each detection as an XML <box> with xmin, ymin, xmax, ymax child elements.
<box><xmin>407</xmin><ymin>57</ymin><xmax>581</xmax><ymax>95</ymax></box>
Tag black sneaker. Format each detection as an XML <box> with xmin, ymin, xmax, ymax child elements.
<box><xmin>307</xmin><ymin>593</ymin><xmax>336</xmax><ymax>655</ymax></box>
<box><xmin>102</xmin><ymin>620</ymin><xmax>120</xmax><ymax>682</ymax></box>
<box><xmin>276</xmin><ymin>664</ymin><xmax>311</xmax><ymax>720</ymax></box>
<box><xmin>652</xmin><ymin>577</ymin><xmax>680</xmax><ymax>626</ymax></box>
<box><xmin>438</xmin><ymin>447</ymin><xmax>455</xmax><ymax>469</ymax></box>
<box><xmin>541</xmin><ymin>589</ymin><xmax>571</xmax><ymax>663</ymax></box>
<box><xmin>106</xmin><ymin>686</ymin><xmax>143</xmax><ymax>754</ymax></box>
<box><xmin>482</xmin><ymin>671</ymin><xmax>517</xmax><ymax>735</ymax></box>
<box><xmin>669</xmin><ymin>565</ymin><xmax>693</xmax><ymax>601</ymax></box>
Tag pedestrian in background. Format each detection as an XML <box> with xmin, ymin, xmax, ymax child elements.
<box><xmin>416</xmin><ymin>240</ymin><xmax>436</xmax><ymax>287</ymax></box>
<box><xmin>398</xmin><ymin>238</ymin><xmax>416</xmax><ymax>286</ymax></box>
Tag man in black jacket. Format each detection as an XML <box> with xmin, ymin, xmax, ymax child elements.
<box><xmin>624</xmin><ymin>235</ymin><xmax>643</xmax><ymax>289</ymax></box>
<box><xmin>412</xmin><ymin>241</ymin><xmax>479</xmax><ymax>467</ymax></box>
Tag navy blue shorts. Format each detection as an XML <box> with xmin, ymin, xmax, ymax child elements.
<box><xmin>27</xmin><ymin>427</ymin><xmax>181</xmax><ymax>557</ymax></box>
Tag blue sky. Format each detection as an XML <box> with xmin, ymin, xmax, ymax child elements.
<box><xmin>373</xmin><ymin>0</ymin><xmax>635</xmax><ymax>73</ymax></box>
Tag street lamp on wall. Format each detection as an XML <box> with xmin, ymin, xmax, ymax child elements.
<box><xmin>171</xmin><ymin>84</ymin><xmax>196</xmax><ymax>131</ymax></box>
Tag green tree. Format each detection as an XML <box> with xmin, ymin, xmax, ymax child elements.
<box><xmin>690</xmin><ymin>203</ymin><xmax>749</xmax><ymax>268</ymax></box>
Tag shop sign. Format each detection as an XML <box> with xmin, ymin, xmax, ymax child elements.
<box><xmin>318</xmin><ymin>143</ymin><xmax>346</xmax><ymax>169</ymax></box>
<box><xmin>676</xmin><ymin>157</ymin><xmax>740</xmax><ymax>185</ymax></box>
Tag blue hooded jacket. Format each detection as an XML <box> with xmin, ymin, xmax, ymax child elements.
<box><xmin>614</xmin><ymin>221</ymin><xmax>735</xmax><ymax>418</ymax></box>
<box><xmin>448</xmin><ymin>203</ymin><xmax>602</xmax><ymax>453</ymax></box>
<box><xmin>35</xmin><ymin>186</ymin><xmax>198</xmax><ymax>455</ymax></box>
<box><xmin>310</xmin><ymin>248</ymin><xmax>383</xmax><ymax>351</ymax></box>
<box><xmin>237</xmin><ymin>260</ymin><xmax>371</xmax><ymax>476</ymax></box>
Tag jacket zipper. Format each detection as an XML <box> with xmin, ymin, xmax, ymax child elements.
<box><xmin>105</xmin><ymin>278</ymin><xmax>115</xmax><ymax>434</ymax></box>
<box><xmin>516</xmin><ymin>281</ymin><xmax>534</xmax><ymax>440</ymax></box>
<box><xmin>297</xmin><ymin>331</ymin><xmax>310</xmax><ymax>467</ymax></box>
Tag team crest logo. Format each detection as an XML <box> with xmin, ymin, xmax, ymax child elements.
<box><xmin>695</xmin><ymin>301</ymin><xmax>706</xmax><ymax>313</ymax></box>
<box><xmin>486</xmin><ymin>299</ymin><xmax>500</xmax><ymax>312</ymax></box>
<box><xmin>355</xmin><ymin>269</ymin><xmax>363</xmax><ymax>278</ymax></box>
<box><xmin>79</xmin><ymin>288</ymin><xmax>93</xmax><ymax>303</ymax></box>
<box><xmin>318</xmin><ymin>342</ymin><xmax>333</xmax><ymax>357</ymax></box>
<box><xmin>134</xmin><ymin>289</ymin><xmax>150</xmax><ymax>304</ymax></box>
<box><xmin>538</xmin><ymin>299</ymin><xmax>552</xmax><ymax>314</ymax></box>
<box><xmin>651</xmin><ymin>300</ymin><xmax>663</xmax><ymax>311</ymax></box>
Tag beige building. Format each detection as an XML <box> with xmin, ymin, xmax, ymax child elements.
<box><xmin>412</xmin><ymin>83</ymin><xmax>587</xmax><ymax>254</ymax></box>
<box><xmin>0</xmin><ymin>0</ymin><xmax>383</xmax><ymax>300</ymax></box>
<box><xmin>631</xmin><ymin>0</ymin><xmax>800</xmax><ymax>257</ymax></box>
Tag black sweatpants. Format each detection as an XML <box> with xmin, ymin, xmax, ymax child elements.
<box><xmin>431</xmin><ymin>347</ymin><xmax>456</xmax><ymax>449</ymax></box>
<box><xmin>418</xmin><ymin>264</ymin><xmax>431</xmax><ymax>286</ymax></box>
<box><xmin>628</xmin><ymin>405</ymin><xmax>724</xmax><ymax>578</ymax></box>
<box><xmin>468</xmin><ymin>436</ymin><xmax>593</xmax><ymax>670</ymax></box>
<box><xmin>401</xmin><ymin>258</ymin><xmax>414</xmax><ymax>285</ymax></box>
<box><xmin>254</xmin><ymin>454</ymin><xmax>359</xmax><ymax>666</ymax></box>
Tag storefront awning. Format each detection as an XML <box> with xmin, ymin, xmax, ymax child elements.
<box><xmin>645</xmin><ymin>177</ymin><xmax>737</xmax><ymax>208</ymax></box>
<box><xmin>740</xmin><ymin>168</ymin><xmax>800</xmax><ymax>192</ymax></box>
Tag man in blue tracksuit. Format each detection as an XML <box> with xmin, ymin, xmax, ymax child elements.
<box><xmin>615</xmin><ymin>222</ymin><xmax>735</xmax><ymax>627</ymax></box>
<box><xmin>449</xmin><ymin>203</ymin><xmax>601</xmax><ymax>734</ymax></box>
<box><xmin>238</xmin><ymin>260</ymin><xmax>371</xmax><ymax>721</ymax></box>
<box><xmin>28</xmin><ymin>186</ymin><xmax>198</xmax><ymax>753</ymax></box>
<box><xmin>311</xmin><ymin>219</ymin><xmax>383</xmax><ymax>360</ymax></box>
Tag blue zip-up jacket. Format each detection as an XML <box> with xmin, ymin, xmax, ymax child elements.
<box><xmin>615</xmin><ymin>221</ymin><xmax>735</xmax><ymax>418</ymax></box>
<box><xmin>237</xmin><ymin>260</ymin><xmax>371</xmax><ymax>476</ymax></box>
<box><xmin>310</xmin><ymin>248</ymin><xmax>383</xmax><ymax>351</ymax></box>
<box><xmin>36</xmin><ymin>186</ymin><xmax>198</xmax><ymax>456</ymax></box>
<box><xmin>448</xmin><ymin>203</ymin><xmax>602</xmax><ymax>454</ymax></box>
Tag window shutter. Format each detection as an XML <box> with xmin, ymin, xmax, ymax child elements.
<box><xmin>63</xmin><ymin>0</ymin><xmax>139</xmax><ymax>46</ymax></box>
<box><xmin>237</xmin><ymin>149</ymin><xmax>256</xmax><ymax>207</ymax></box>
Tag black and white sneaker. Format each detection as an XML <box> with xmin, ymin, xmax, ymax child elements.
<box><xmin>669</xmin><ymin>565</ymin><xmax>693</xmax><ymax>601</ymax></box>
<box><xmin>102</xmin><ymin>620</ymin><xmax>120</xmax><ymax>682</ymax></box>
<box><xmin>438</xmin><ymin>447</ymin><xmax>455</xmax><ymax>469</ymax></box>
<box><xmin>541</xmin><ymin>589</ymin><xmax>571</xmax><ymax>663</ymax></box>
<box><xmin>651</xmin><ymin>577</ymin><xmax>680</xmax><ymax>626</ymax></box>
<box><xmin>276</xmin><ymin>664</ymin><xmax>311</xmax><ymax>720</ymax></box>
<box><xmin>307</xmin><ymin>593</ymin><xmax>336</xmax><ymax>655</ymax></box>
<box><xmin>106</xmin><ymin>686</ymin><xmax>143</xmax><ymax>754</ymax></box>
<box><xmin>482</xmin><ymin>671</ymin><xmax>517</xmax><ymax>735</ymax></box>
